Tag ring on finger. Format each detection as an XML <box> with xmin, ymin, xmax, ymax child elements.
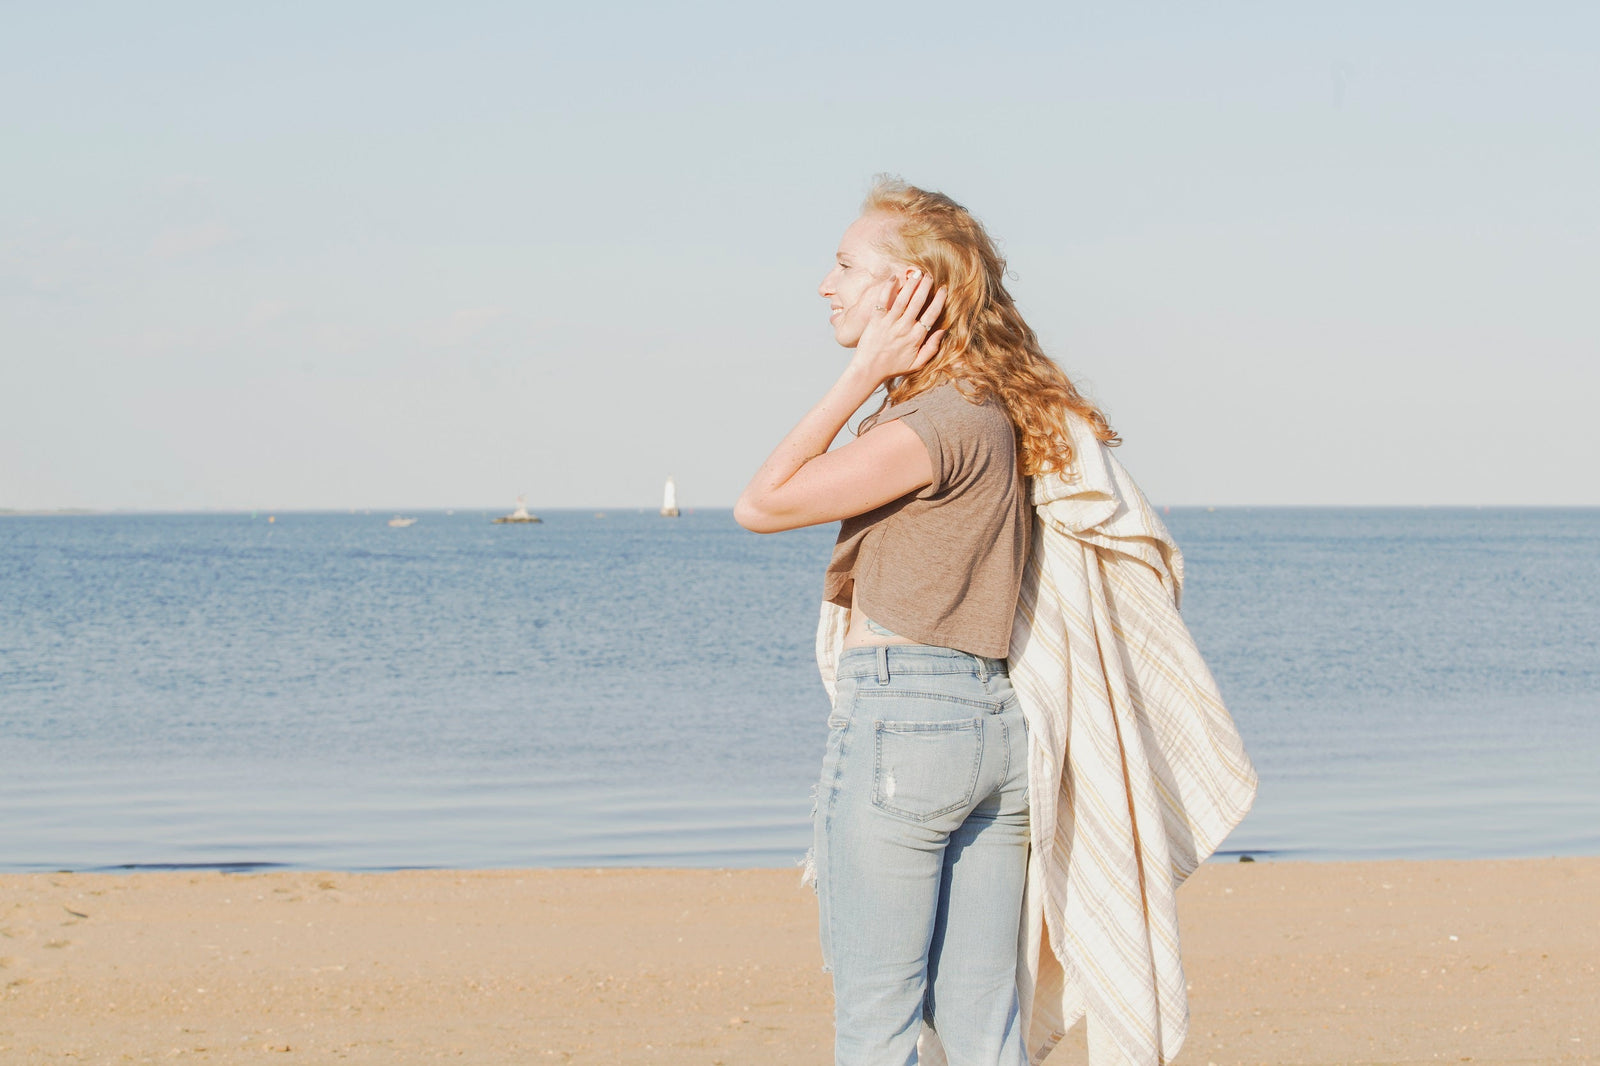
<box><xmin>873</xmin><ymin>304</ymin><xmax>887</xmax><ymax>312</ymax></box>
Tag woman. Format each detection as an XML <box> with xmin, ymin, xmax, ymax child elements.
<box><xmin>735</xmin><ymin>179</ymin><xmax>1117</xmax><ymax>1065</ymax></box>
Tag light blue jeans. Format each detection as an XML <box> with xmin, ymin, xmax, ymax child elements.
<box><xmin>814</xmin><ymin>643</ymin><xmax>1030</xmax><ymax>1066</ymax></box>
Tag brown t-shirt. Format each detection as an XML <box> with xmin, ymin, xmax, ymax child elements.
<box><xmin>822</xmin><ymin>382</ymin><xmax>1030</xmax><ymax>658</ymax></box>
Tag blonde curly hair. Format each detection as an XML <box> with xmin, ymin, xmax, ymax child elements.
<box><xmin>860</xmin><ymin>177</ymin><xmax>1117</xmax><ymax>477</ymax></box>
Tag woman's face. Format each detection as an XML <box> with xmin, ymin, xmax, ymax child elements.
<box><xmin>818</xmin><ymin>213</ymin><xmax>904</xmax><ymax>348</ymax></box>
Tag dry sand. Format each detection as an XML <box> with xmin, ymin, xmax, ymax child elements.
<box><xmin>1</xmin><ymin>857</ymin><xmax>1595</xmax><ymax>1065</ymax></box>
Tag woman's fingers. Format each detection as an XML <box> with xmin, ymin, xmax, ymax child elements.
<box><xmin>876</xmin><ymin>277</ymin><xmax>901</xmax><ymax>316</ymax></box>
<box><xmin>897</xmin><ymin>272</ymin><xmax>932</xmax><ymax>321</ymax></box>
<box><xmin>881</xmin><ymin>273</ymin><xmax>941</xmax><ymax>332</ymax></box>
<box><xmin>901</xmin><ymin>277</ymin><xmax>943</xmax><ymax>341</ymax></box>
<box><xmin>911</xmin><ymin>329</ymin><xmax>946</xmax><ymax>369</ymax></box>
<box><xmin>888</xmin><ymin>272</ymin><xmax>919</xmax><ymax>316</ymax></box>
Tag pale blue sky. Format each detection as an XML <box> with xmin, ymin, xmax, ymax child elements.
<box><xmin>4</xmin><ymin>2</ymin><xmax>1595</xmax><ymax>510</ymax></box>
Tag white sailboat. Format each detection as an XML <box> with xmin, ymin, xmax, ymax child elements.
<box><xmin>492</xmin><ymin>495</ymin><xmax>542</xmax><ymax>524</ymax></box>
<box><xmin>660</xmin><ymin>476</ymin><xmax>680</xmax><ymax>518</ymax></box>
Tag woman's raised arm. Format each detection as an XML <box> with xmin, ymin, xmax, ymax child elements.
<box><xmin>735</xmin><ymin>275</ymin><xmax>946</xmax><ymax>533</ymax></box>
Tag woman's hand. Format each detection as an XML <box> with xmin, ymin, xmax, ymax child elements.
<box><xmin>848</xmin><ymin>271</ymin><xmax>947</xmax><ymax>386</ymax></box>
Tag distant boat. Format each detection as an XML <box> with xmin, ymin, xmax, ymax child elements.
<box><xmin>387</xmin><ymin>516</ymin><xmax>417</xmax><ymax>528</ymax></box>
<box><xmin>660</xmin><ymin>476</ymin><xmax>680</xmax><ymax>518</ymax></box>
<box><xmin>492</xmin><ymin>496</ymin><xmax>542</xmax><ymax>524</ymax></box>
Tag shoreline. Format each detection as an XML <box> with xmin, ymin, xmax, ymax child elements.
<box><xmin>3</xmin><ymin>847</ymin><xmax>1594</xmax><ymax>877</ymax></box>
<box><xmin>2</xmin><ymin>856</ymin><xmax>1594</xmax><ymax>1065</ymax></box>
<box><xmin>5</xmin><ymin>837</ymin><xmax>1596</xmax><ymax>877</ymax></box>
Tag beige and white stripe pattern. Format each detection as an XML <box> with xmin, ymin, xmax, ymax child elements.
<box><xmin>815</xmin><ymin>412</ymin><xmax>1257</xmax><ymax>1066</ymax></box>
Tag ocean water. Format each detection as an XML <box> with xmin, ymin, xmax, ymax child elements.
<box><xmin>1</xmin><ymin>508</ymin><xmax>1596</xmax><ymax>872</ymax></box>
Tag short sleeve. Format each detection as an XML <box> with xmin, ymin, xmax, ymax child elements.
<box><xmin>896</xmin><ymin>403</ymin><xmax>948</xmax><ymax>497</ymax></box>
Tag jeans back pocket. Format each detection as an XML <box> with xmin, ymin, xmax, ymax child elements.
<box><xmin>871</xmin><ymin>716</ymin><xmax>984</xmax><ymax>822</ymax></box>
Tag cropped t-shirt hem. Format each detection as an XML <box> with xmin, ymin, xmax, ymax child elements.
<box><xmin>852</xmin><ymin>593</ymin><xmax>1013</xmax><ymax>661</ymax></box>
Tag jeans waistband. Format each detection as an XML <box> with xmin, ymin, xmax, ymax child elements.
<box><xmin>837</xmin><ymin>644</ymin><xmax>1009</xmax><ymax>683</ymax></box>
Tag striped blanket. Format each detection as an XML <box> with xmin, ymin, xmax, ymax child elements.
<box><xmin>815</xmin><ymin>412</ymin><xmax>1257</xmax><ymax>1065</ymax></box>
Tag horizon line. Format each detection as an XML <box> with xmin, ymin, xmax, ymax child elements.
<box><xmin>5</xmin><ymin>503</ymin><xmax>1600</xmax><ymax>517</ymax></box>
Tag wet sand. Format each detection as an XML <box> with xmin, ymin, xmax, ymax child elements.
<box><xmin>2</xmin><ymin>857</ymin><xmax>1595</xmax><ymax>1064</ymax></box>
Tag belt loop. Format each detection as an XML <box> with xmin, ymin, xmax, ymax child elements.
<box><xmin>876</xmin><ymin>645</ymin><xmax>890</xmax><ymax>686</ymax></box>
<box><xmin>973</xmin><ymin>654</ymin><xmax>990</xmax><ymax>683</ymax></box>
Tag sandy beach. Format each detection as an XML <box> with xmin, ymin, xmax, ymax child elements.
<box><xmin>1</xmin><ymin>857</ymin><xmax>1594</xmax><ymax>1065</ymax></box>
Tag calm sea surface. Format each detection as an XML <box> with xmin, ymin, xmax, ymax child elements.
<box><xmin>2</xmin><ymin>508</ymin><xmax>1596</xmax><ymax>872</ymax></box>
